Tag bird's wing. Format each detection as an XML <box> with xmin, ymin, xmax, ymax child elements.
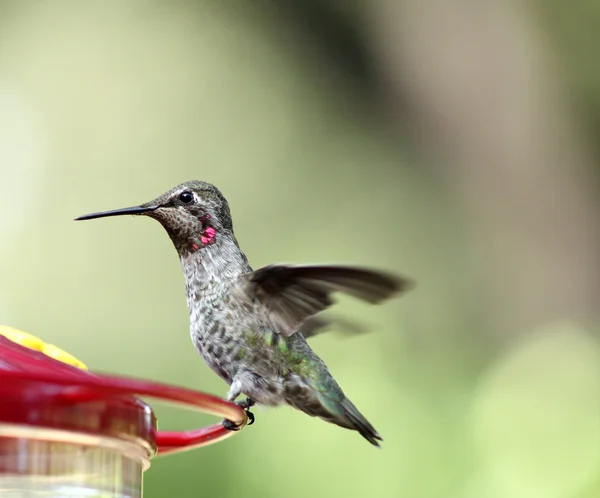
<box><xmin>300</xmin><ymin>314</ymin><xmax>369</xmax><ymax>339</ymax></box>
<box><xmin>232</xmin><ymin>264</ymin><xmax>413</xmax><ymax>337</ymax></box>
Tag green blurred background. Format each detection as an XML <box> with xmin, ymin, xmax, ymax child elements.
<box><xmin>2</xmin><ymin>1</ymin><xmax>600</xmax><ymax>497</ymax></box>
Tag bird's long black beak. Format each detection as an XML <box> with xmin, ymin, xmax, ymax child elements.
<box><xmin>74</xmin><ymin>205</ymin><xmax>158</xmax><ymax>221</ymax></box>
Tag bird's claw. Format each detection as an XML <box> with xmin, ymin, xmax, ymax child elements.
<box><xmin>222</xmin><ymin>397</ymin><xmax>256</xmax><ymax>430</ymax></box>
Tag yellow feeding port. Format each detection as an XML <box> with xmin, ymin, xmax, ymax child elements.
<box><xmin>0</xmin><ymin>325</ymin><xmax>88</xmax><ymax>370</ymax></box>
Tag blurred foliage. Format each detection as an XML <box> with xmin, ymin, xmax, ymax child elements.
<box><xmin>0</xmin><ymin>1</ymin><xmax>599</xmax><ymax>498</ymax></box>
<box><xmin>536</xmin><ymin>0</ymin><xmax>600</xmax><ymax>154</ymax></box>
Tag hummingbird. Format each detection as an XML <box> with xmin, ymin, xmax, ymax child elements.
<box><xmin>75</xmin><ymin>181</ymin><xmax>412</xmax><ymax>447</ymax></box>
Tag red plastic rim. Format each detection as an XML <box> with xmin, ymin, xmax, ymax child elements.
<box><xmin>0</xmin><ymin>336</ymin><xmax>247</xmax><ymax>456</ymax></box>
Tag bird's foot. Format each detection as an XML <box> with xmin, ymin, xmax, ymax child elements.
<box><xmin>238</xmin><ymin>397</ymin><xmax>255</xmax><ymax>425</ymax></box>
<box><xmin>222</xmin><ymin>397</ymin><xmax>256</xmax><ymax>430</ymax></box>
<box><xmin>222</xmin><ymin>418</ymin><xmax>240</xmax><ymax>431</ymax></box>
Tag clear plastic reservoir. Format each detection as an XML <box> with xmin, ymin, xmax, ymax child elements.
<box><xmin>0</xmin><ymin>426</ymin><xmax>150</xmax><ymax>498</ymax></box>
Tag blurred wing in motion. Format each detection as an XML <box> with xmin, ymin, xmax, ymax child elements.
<box><xmin>300</xmin><ymin>314</ymin><xmax>370</xmax><ymax>339</ymax></box>
<box><xmin>234</xmin><ymin>264</ymin><xmax>413</xmax><ymax>337</ymax></box>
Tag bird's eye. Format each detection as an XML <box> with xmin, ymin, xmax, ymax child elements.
<box><xmin>179</xmin><ymin>191</ymin><xmax>194</xmax><ymax>204</ymax></box>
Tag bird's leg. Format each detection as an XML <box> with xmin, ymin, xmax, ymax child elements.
<box><xmin>222</xmin><ymin>378</ymin><xmax>256</xmax><ymax>430</ymax></box>
<box><xmin>222</xmin><ymin>379</ymin><xmax>243</xmax><ymax>431</ymax></box>
<box><xmin>226</xmin><ymin>379</ymin><xmax>243</xmax><ymax>403</ymax></box>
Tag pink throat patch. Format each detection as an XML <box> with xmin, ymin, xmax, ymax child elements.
<box><xmin>200</xmin><ymin>226</ymin><xmax>216</xmax><ymax>246</ymax></box>
<box><xmin>191</xmin><ymin>214</ymin><xmax>216</xmax><ymax>252</ymax></box>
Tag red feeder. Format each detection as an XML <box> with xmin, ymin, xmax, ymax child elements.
<box><xmin>0</xmin><ymin>327</ymin><xmax>248</xmax><ymax>497</ymax></box>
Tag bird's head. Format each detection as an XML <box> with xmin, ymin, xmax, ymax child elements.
<box><xmin>76</xmin><ymin>180</ymin><xmax>234</xmax><ymax>254</ymax></box>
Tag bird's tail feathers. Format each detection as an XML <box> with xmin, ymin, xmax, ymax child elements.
<box><xmin>315</xmin><ymin>394</ymin><xmax>383</xmax><ymax>447</ymax></box>
<box><xmin>336</xmin><ymin>398</ymin><xmax>383</xmax><ymax>447</ymax></box>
